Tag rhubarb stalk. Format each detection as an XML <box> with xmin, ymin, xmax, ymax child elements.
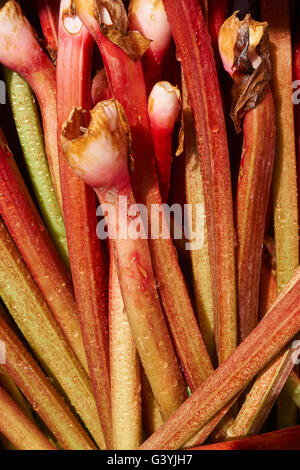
<box><xmin>219</xmin><ymin>14</ymin><xmax>276</xmax><ymax>341</ymax></box>
<box><xmin>75</xmin><ymin>0</ymin><xmax>215</xmax><ymax>397</ymax></box>
<box><xmin>0</xmin><ymin>128</ymin><xmax>87</xmax><ymax>372</ymax></box>
<box><xmin>57</xmin><ymin>0</ymin><xmax>112</xmax><ymax>449</ymax></box>
<box><xmin>162</xmin><ymin>0</ymin><xmax>237</xmax><ymax>364</ymax></box>
<box><xmin>260</xmin><ymin>0</ymin><xmax>299</xmax><ymax>294</ymax></box>
<box><xmin>140</xmin><ymin>266</ymin><xmax>300</xmax><ymax>449</ymax></box>
<box><xmin>190</xmin><ymin>426</ymin><xmax>300</xmax><ymax>450</ymax></box>
<box><xmin>141</xmin><ymin>371</ymin><xmax>164</xmax><ymax>437</ymax></box>
<box><xmin>128</xmin><ymin>0</ymin><xmax>172</xmax><ymax>92</ymax></box>
<box><xmin>182</xmin><ymin>74</ymin><xmax>215</xmax><ymax>363</ymax></box>
<box><xmin>0</xmin><ymin>307</ymin><xmax>96</xmax><ymax>450</ymax></box>
<box><xmin>148</xmin><ymin>81</ymin><xmax>180</xmax><ymax>202</ymax></box>
<box><xmin>261</xmin><ymin>0</ymin><xmax>299</xmax><ymax>428</ymax></box>
<box><xmin>0</xmin><ymin>386</ymin><xmax>55</xmax><ymax>451</ymax></box>
<box><xmin>61</xmin><ymin>99</ymin><xmax>187</xmax><ymax>420</ymax></box>
<box><xmin>3</xmin><ymin>68</ymin><xmax>69</xmax><ymax>267</ymax></box>
<box><xmin>0</xmin><ymin>1</ymin><xmax>62</xmax><ymax>207</ymax></box>
<box><xmin>109</xmin><ymin>252</ymin><xmax>142</xmax><ymax>449</ymax></box>
<box><xmin>0</xmin><ymin>219</ymin><xmax>105</xmax><ymax>448</ymax></box>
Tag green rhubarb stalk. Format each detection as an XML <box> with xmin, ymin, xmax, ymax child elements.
<box><xmin>261</xmin><ymin>0</ymin><xmax>299</xmax><ymax>428</ymax></box>
<box><xmin>0</xmin><ymin>306</ymin><xmax>96</xmax><ymax>450</ymax></box>
<box><xmin>0</xmin><ymin>219</ymin><xmax>105</xmax><ymax>448</ymax></box>
<box><xmin>3</xmin><ymin>68</ymin><xmax>69</xmax><ymax>267</ymax></box>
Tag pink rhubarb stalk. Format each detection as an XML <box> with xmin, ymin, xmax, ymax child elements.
<box><xmin>75</xmin><ymin>0</ymin><xmax>215</xmax><ymax>396</ymax></box>
<box><xmin>129</xmin><ymin>0</ymin><xmax>172</xmax><ymax>92</ymax></box>
<box><xmin>140</xmin><ymin>266</ymin><xmax>300</xmax><ymax>449</ymax></box>
<box><xmin>0</xmin><ymin>1</ymin><xmax>62</xmax><ymax>207</ymax></box>
<box><xmin>57</xmin><ymin>0</ymin><xmax>112</xmax><ymax>449</ymax></box>
<box><xmin>162</xmin><ymin>0</ymin><xmax>237</xmax><ymax>364</ymax></box>
<box><xmin>148</xmin><ymin>81</ymin><xmax>180</xmax><ymax>202</ymax></box>
<box><xmin>61</xmin><ymin>99</ymin><xmax>187</xmax><ymax>420</ymax></box>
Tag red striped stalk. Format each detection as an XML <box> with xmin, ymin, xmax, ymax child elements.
<box><xmin>57</xmin><ymin>0</ymin><xmax>112</xmax><ymax>449</ymax></box>
<box><xmin>0</xmin><ymin>128</ymin><xmax>87</xmax><ymax>372</ymax></box>
<box><xmin>140</xmin><ymin>266</ymin><xmax>300</xmax><ymax>449</ymax></box>
<box><xmin>219</xmin><ymin>14</ymin><xmax>276</xmax><ymax>341</ymax></box>
<box><xmin>75</xmin><ymin>0</ymin><xmax>214</xmax><ymax>396</ymax></box>
<box><xmin>162</xmin><ymin>0</ymin><xmax>237</xmax><ymax>364</ymax></box>
<box><xmin>0</xmin><ymin>308</ymin><xmax>96</xmax><ymax>450</ymax></box>
<box><xmin>61</xmin><ymin>99</ymin><xmax>187</xmax><ymax>420</ymax></box>
<box><xmin>0</xmin><ymin>1</ymin><xmax>62</xmax><ymax>207</ymax></box>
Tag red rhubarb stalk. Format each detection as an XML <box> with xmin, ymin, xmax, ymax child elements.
<box><xmin>37</xmin><ymin>0</ymin><xmax>60</xmax><ymax>61</ymax></box>
<box><xmin>148</xmin><ymin>81</ymin><xmax>180</xmax><ymax>202</ymax></box>
<box><xmin>190</xmin><ymin>426</ymin><xmax>300</xmax><ymax>450</ymax></box>
<box><xmin>61</xmin><ymin>99</ymin><xmax>187</xmax><ymax>420</ymax></box>
<box><xmin>0</xmin><ymin>128</ymin><xmax>87</xmax><ymax>372</ymax></box>
<box><xmin>109</xmin><ymin>252</ymin><xmax>142</xmax><ymax>449</ymax></box>
<box><xmin>162</xmin><ymin>0</ymin><xmax>237</xmax><ymax>364</ymax></box>
<box><xmin>0</xmin><ymin>1</ymin><xmax>62</xmax><ymax>207</ymax></box>
<box><xmin>75</xmin><ymin>0</ymin><xmax>215</xmax><ymax>396</ymax></box>
<box><xmin>57</xmin><ymin>0</ymin><xmax>112</xmax><ymax>449</ymax></box>
<box><xmin>140</xmin><ymin>266</ymin><xmax>300</xmax><ymax>449</ymax></box>
<box><xmin>219</xmin><ymin>14</ymin><xmax>276</xmax><ymax>341</ymax></box>
<box><xmin>0</xmin><ymin>309</ymin><xmax>96</xmax><ymax>450</ymax></box>
<box><xmin>129</xmin><ymin>0</ymin><xmax>172</xmax><ymax>92</ymax></box>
